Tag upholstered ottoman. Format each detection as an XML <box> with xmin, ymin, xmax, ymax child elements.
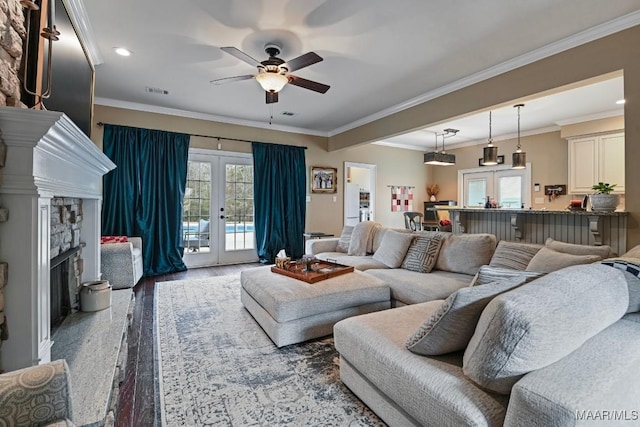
<box><xmin>240</xmin><ymin>266</ymin><xmax>390</xmax><ymax>347</ymax></box>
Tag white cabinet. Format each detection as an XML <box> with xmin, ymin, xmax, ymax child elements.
<box><xmin>568</xmin><ymin>132</ymin><xmax>624</xmax><ymax>194</ymax></box>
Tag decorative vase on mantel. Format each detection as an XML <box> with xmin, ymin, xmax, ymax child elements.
<box><xmin>430</xmin><ymin>195</ymin><xmax>436</xmax><ymax>202</ymax></box>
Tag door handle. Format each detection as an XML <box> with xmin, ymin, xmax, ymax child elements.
<box><xmin>220</xmin><ymin>215</ymin><xmax>225</xmax><ymax>219</ymax></box>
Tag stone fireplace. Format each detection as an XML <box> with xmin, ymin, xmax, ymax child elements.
<box><xmin>0</xmin><ymin>107</ymin><xmax>115</xmax><ymax>372</ymax></box>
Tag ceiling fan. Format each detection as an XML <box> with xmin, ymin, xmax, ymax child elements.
<box><xmin>211</xmin><ymin>44</ymin><xmax>330</xmax><ymax>104</ymax></box>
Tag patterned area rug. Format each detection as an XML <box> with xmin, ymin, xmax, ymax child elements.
<box><xmin>154</xmin><ymin>274</ymin><xmax>385</xmax><ymax>426</ymax></box>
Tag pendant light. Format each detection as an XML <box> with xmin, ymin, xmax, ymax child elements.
<box><xmin>482</xmin><ymin>111</ymin><xmax>498</xmax><ymax>165</ymax></box>
<box><xmin>512</xmin><ymin>103</ymin><xmax>526</xmax><ymax>169</ymax></box>
<box><xmin>424</xmin><ymin>129</ymin><xmax>457</xmax><ymax>166</ymax></box>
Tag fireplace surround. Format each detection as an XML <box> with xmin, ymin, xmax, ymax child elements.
<box><xmin>0</xmin><ymin>107</ymin><xmax>115</xmax><ymax>371</ymax></box>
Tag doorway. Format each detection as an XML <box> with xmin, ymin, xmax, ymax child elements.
<box><xmin>344</xmin><ymin>162</ymin><xmax>377</xmax><ymax>226</ymax></box>
<box><xmin>182</xmin><ymin>149</ymin><xmax>258</xmax><ymax>268</ymax></box>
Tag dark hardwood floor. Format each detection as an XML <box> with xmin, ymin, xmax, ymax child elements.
<box><xmin>115</xmin><ymin>263</ymin><xmax>262</xmax><ymax>427</ymax></box>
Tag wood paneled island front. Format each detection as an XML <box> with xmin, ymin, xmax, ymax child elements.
<box><xmin>440</xmin><ymin>208</ymin><xmax>629</xmax><ymax>255</ymax></box>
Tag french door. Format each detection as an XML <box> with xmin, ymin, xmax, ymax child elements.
<box><xmin>182</xmin><ymin>150</ymin><xmax>257</xmax><ymax>267</ymax></box>
<box><xmin>460</xmin><ymin>166</ymin><xmax>530</xmax><ymax>209</ymax></box>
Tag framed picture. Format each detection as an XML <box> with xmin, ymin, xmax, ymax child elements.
<box><xmin>478</xmin><ymin>155</ymin><xmax>505</xmax><ymax>167</ymax></box>
<box><xmin>311</xmin><ymin>166</ymin><xmax>338</xmax><ymax>193</ymax></box>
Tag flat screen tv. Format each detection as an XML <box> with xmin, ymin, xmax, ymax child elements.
<box><xmin>22</xmin><ymin>0</ymin><xmax>94</xmax><ymax>137</ymax></box>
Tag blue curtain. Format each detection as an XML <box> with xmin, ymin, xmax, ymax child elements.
<box><xmin>102</xmin><ymin>124</ymin><xmax>190</xmax><ymax>276</ymax></box>
<box><xmin>252</xmin><ymin>142</ymin><xmax>306</xmax><ymax>263</ymax></box>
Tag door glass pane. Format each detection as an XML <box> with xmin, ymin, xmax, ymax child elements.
<box><xmin>498</xmin><ymin>176</ymin><xmax>522</xmax><ymax>208</ymax></box>
<box><xmin>183</xmin><ymin>161</ymin><xmax>211</xmax><ymax>252</ymax></box>
<box><xmin>467</xmin><ymin>179</ymin><xmax>487</xmax><ymax>207</ymax></box>
<box><xmin>225</xmin><ymin>164</ymin><xmax>254</xmax><ymax>250</ymax></box>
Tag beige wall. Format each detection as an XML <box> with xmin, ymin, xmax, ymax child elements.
<box><xmin>432</xmin><ymin>132</ymin><xmax>570</xmax><ymax>210</ymax></box>
<box><xmin>327</xmin><ymin>25</ymin><xmax>640</xmax><ymax>250</ymax></box>
<box><xmin>561</xmin><ymin>116</ymin><xmax>624</xmax><ymax>139</ymax></box>
<box><xmin>93</xmin><ymin>105</ymin><xmax>429</xmax><ymax>237</ymax></box>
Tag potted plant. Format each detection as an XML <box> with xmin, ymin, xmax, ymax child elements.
<box><xmin>590</xmin><ymin>182</ymin><xmax>619</xmax><ymax>212</ymax></box>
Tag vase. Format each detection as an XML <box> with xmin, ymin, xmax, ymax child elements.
<box><xmin>430</xmin><ymin>195</ymin><xmax>436</xmax><ymax>202</ymax></box>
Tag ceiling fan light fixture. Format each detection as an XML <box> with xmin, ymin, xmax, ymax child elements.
<box><xmin>256</xmin><ymin>72</ymin><xmax>289</xmax><ymax>93</ymax></box>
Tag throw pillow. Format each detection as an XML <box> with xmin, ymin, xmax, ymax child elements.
<box><xmin>489</xmin><ymin>241</ymin><xmax>542</xmax><ymax>270</ymax></box>
<box><xmin>406</xmin><ymin>275</ymin><xmax>527</xmax><ymax>356</ymax></box>
<box><xmin>434</xmin><ymin>233</ymin><xmax>497</xmax><ymax>276</ymax></box>
<box><xmin>623</xmin><ymin>244</ymin><xmax>640</xmax><ymax>258</ymax></box>
<box><xmin>463</xmin><ymin>264</ymin><xmax>629</xmax><ymax>395</ymax></box>
<box><xmin>525</xmin><ymin>247</ymin><xmax>601</xmax><ymax>273</ymax></box>
<box><xmin>101</xmin><ymin>236</ymin><xmax>129</xmax><ymax>244</ymax></box>
<box><xmin>470</xmin><ymin>265</ymin><xmax>545</xmax><ymax>287</ymax></box>
<box><xmin>545</xmin><ymin>237</ymin><xmax>613</xmax><ymax>258</ymax></box>
<box><xmin>401</xmin><ymin>232</ymin><xmax>444</xmax><ymax>273</ymax></box>
<box><xmin>335</xmin><ymin>226</ymin><xmax>354</xmax><ymax>253</ymax></box>
<box><xmin>372</xmin><ymin>230</ymin><xmax>415</xmax><ymax>268</ymax></box>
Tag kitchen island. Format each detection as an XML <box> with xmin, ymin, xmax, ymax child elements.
<box><xmin>439</xmin><ymin>207</ymin><xmax>628</xmax><ymax>255</ymax></box>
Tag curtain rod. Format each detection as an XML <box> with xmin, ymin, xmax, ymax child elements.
<box><xmin>387</xmin><ymin>185</ymin><xmax>415</xmax><ymax>188</ymax></box>
<box><xmin>96</xmin><ymin>122</ymin><xmax>307</xmax><ymax>149</ymax></box>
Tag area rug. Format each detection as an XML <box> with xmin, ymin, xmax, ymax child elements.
<box><xmin>154</xmin><ymin>274</ymin><xmax>385</xmax><ymax>426</ymax></box>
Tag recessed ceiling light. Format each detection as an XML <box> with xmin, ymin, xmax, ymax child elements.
<box><xmin>616</xmin><ymin>99</ymin><xmax>626</xmax><ymax>104</ymax></box>
<box><xmin>114</xmin><ymin>47</ymin><xmax>132</xmax><ymax>57</ymax></box>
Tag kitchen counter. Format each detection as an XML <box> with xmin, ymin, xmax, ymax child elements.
<box><xmin>440</xmin><ymin>207</ymin><xmax>628</xmax><ymax>254</ymax></box>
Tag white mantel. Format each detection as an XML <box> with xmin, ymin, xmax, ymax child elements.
<box><xmin>0</xmin><ymin>107</ymin><xmax>115</xmax><ymax>372</ymax></box>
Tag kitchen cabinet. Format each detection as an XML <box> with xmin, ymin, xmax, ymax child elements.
<box><xmin>568</xmin><ymin>132</ymin><xmax>624</xmax><ymax>194</ymax></box>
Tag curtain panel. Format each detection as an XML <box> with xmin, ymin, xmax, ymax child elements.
<box><xmin>102</xmin><ymin>124</ymin><xmax>190</xmax><ymax>276</ymax></box>
<box><xmin>252</xmin><ymin>142</ymin><xmax>306</xmax><ymax>263</ymax></box>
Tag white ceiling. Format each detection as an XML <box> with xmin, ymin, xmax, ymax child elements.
<box><xmin>80</xmin><ymin>0</ymin><xmax>640</xmax><ymax>144</ymax></box>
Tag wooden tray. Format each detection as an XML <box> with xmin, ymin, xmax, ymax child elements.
<box><xmin>271</xmin><ymin>260</ymin><xmax>355</xmax><ymax>283</ymax></box>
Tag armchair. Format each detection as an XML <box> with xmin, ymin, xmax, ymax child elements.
<box><xmin>0</xmin><ymin>359</ymin><xmax>74</xmax><ymax>426</ymax></box>
<box><xmin>100</xmin><ymin>237</ymin><xmax>143</xmax><ymax>289</ymax></box>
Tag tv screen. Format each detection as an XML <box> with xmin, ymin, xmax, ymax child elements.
<box><xmin>23</xmin><ymin>0</ymin><xmax>94</xmax><ymax>137</ymax></box>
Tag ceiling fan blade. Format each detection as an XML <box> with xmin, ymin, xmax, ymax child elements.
<box><xmin>210</xmin><ymin>75</ymin><xmax>255</xmax><ymax>85</ymax></box>
<box><xmin>281</xmin><ymin>52</ymin><xmax>323</xmax><ymax>72</ymax></box>
<box><xmin>287</xmin><ymin>75</ymin><xmax>330</xmax><ymax>94</ymax></box>
<box><xmin>220</xmin><ymin>47</ymin><xmax>262</xmax><ymax>68</ymax></box>
<box><xmin>266</xmin><ymin>91</ymin><xmax>279</xmax><ymax>104</ymax></box>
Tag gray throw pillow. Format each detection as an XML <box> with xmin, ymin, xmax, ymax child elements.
<box><xmin>372</xmin><ymin>230</ymin><xmax>415</xmax><ymax>268</ymax></box>
<box><xmin>545</xmin><ymin>237</ymin><xmax>613</xmax><ymax>258</ymax></box>
<box><xmin>335</xmin><ymin>225</ymin><xmax>353</xmax><ymax>253</ymax></box>
<box><xmin>435</xmin><ymin>233</ymin><xmax>497</xmax><ymax>275</ymax></box>
<box><xmin>470</xmin><ymin>265</ymin><xmax>545</xmax><ymax>287</ymax></box>
<box><xmin>526</xmin><ymin>247</ymin><xmax>600</xmax><ymax>273</ymax></box>
<box><xmin>406</xmin><ymin>275</ymin><xmax>527</xmax><ymax>356</ymax></box>
<box><xmin>463</xmin><ymin>264</ymin><xmax>629</xmax><ymax>395</ymax></box>
<box><xmin>401</xmin><ymin>233</ymin><xmax>444</xmax><ymax>273</ymax></box>
<box><xmin>489</xmin><ymin>241</ymin><xmax>542</xmax><ymax>270</ymax></box>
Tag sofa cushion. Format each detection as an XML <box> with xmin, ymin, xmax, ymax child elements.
<box><xmin>489</xmin><ymin>241</ymin><xmax>542</xmax><ymax>270</ymax></box>
<box><xmin>525</xmin><ymin>247</ymin><xmax>600</xmax><ymax>273</ymax></box>
<box><xmin>470</xmin><ymin>265</ymin><xmax>545</xmax><ymax>287</ymax></box>
<box><xmin>545</xmin><ymin>237</ymin><xmax>613</xmax><ymax>258</ymax></box>
<box><xmin>622</xmin><ymin>244</ymin><xmax>640</xmax><ymax>258</ymax></box>
<box><xmin>372</xmin><ymin>230</ymin><xmax>415</xmax><ymax>268</ymax></box>
<box><xmin>335</xmin><ymin>226</ymin><xmax>354</xmax><ymax>253</ymax></box>
<box><xmin>401</xmin><ymin>232</ymin><xmax>444</xmax><ymax>273</ymax></box>
<box><xmin>334</xmin><ymin>302</ymin><xmax>510</xmax><ymax>426</ymax></box>
<box><xmin>601</xmin><ymin>257</ymin><xmax>640</xmax><ymax>313</ymax></box>
<box><xmin>314</xmin><ymin>252</ymin><xmax>388</xmax><ymax>271</ymax></box>
<box><xmin>367</xmin><ymin>269</ymin><xmax>472</xmax><ymax>305</ymax></box>
<box><xmin>348</xmin><ymin>221</ymin><xmax>382</xmax><ymax>256</ymax></box>
<box><xmin>463</xmin><ymin>264</ymin><xmax>629</xmax><ymax>395</ymax></box>
<box><xmin>435</xmin><ymin>233</ymin><xmax>497</xmax><ymax>276</ymax></box>
<box><xmin>406</xmin><ymin>275</ymin><xmax>527</xmax><ymax>356</ymax></box>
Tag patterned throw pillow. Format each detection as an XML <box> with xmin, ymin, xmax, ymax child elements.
<box><xmin>406</xmin><ymin>275</ymin><xmax>528</xmax><ymax>356</ymax></box>
<box><xmin>470</xmin><ymin>265</ymin><xmax>545</xmax><ymax>287</ymax></box>
<box><xmin>101</xmin><ymin>236</ymin><xmax>129</xmax><ymax>244</ymax></box>
<box><xmin>601</xmin><ymin>257</ymin><xmax>640</xmax><ymax>279</ymax></box>
<box><xmin>401</xmin><ymin>233</ymin><xmax>444</xmax><ymax>273</ymax></box>
<box><xmin>489</xmin><ymin>241</ymin><xmax>542</xmax><ymax>270</ymax></box>
<box><xmin>335</xmin><ymin>226</ymin><xmax>353</xmax><ymax>253</ymax></box>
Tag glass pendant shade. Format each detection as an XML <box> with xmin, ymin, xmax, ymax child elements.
<box><xmin>256</xmin><ymin>72</ymin><xmax>288</xmax><ymax>92</ymax></box>
<box><xmin>482</xmin><ymin>145</ymin><xmax>498</xmax><ymax>165</ymax></box>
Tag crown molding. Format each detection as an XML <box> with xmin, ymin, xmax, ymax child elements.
<box><xmin>62</xmin><ymin>0</ymin><xmax>104</xmax><ymax>65</ymax></box>
<box><xmin>94</xmin><ymin>97</ymin><xmax>329</xmax><ymax>137</ymax></box>
<box><xmin>329</xmin><ymin>10</ymin><xmax>640</xmax><ymax>137</ymax></box>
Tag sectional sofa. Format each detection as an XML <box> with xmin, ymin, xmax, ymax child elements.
<box><xmin>307</xmin><ymin>223</ymin><xmax>640</xmax><ymax>426</ymax></box>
